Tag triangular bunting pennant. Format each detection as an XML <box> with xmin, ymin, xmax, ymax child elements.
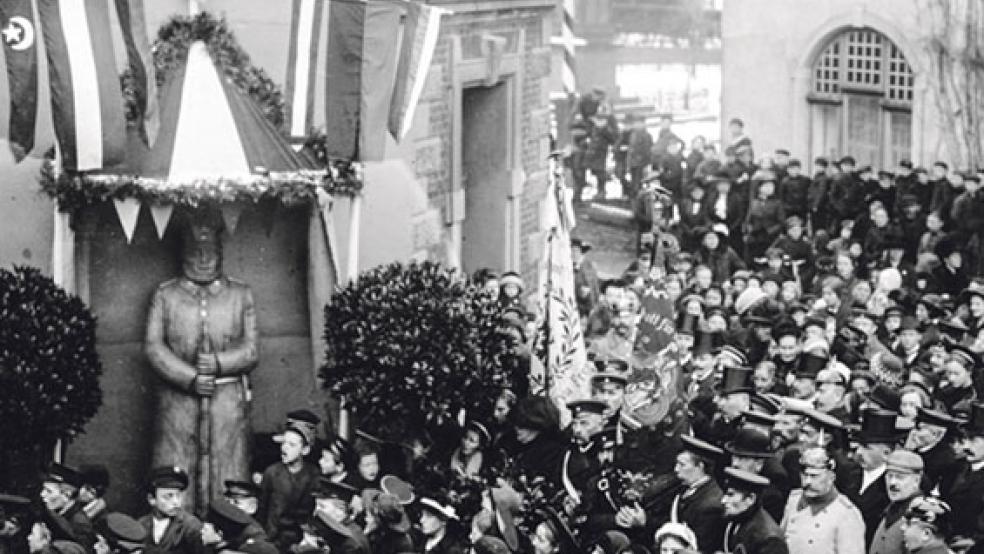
<box><xmin>221</xmin><ymin>203</ymin><xmax>245</xmax><ymax>235</ymax></box>
<box><xmin>113</xmin><ymin>198</ymin><xmax>142</xmax><ymax>243</ymax></box>
<box><xmin>149</xmin><ymin>204</ymin><xmax>174</xmax><ymax>239</ymax></box>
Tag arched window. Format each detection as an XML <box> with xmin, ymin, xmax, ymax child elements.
<box><xmin>808</xmin><ymin>28</ymin><xmax>913</xmax><ymax>169</ymax></box>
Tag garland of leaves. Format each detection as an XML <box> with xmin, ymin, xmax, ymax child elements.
<box><xmin>43</xmin><ymin>12</ymin><xmax>363</xmax><ymax>212</ymax></box>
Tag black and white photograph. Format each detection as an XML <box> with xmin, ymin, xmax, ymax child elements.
<box><xmin>1</xmin><ymin>1</ymin><xmax>982</xmax><ymax>553</ymax></box>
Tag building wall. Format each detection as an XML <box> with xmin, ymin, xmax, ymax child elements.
<box><xmin>721</xmin><ymin>0</ymin><xmax>946</xmax><ymax>167</ymax></box>
<box><xmin>0</xmin><ymin>0</ymin><xmax>558</xmax><ymax>510</ymax></box>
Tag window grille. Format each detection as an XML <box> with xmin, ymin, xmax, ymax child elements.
<box><xmin>811</xmin><ymin>28</ymin><xmax>912</xmax><ymax>106</ymax></box>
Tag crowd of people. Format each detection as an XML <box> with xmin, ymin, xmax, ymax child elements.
<box><xmin>10</xmin><ymin>101</ymin><xmax>984</xmax><ymax>554</ymax></box>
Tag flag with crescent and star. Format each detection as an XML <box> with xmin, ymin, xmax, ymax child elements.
<box><xmin>0</xmin><ymin>0</ymin><xmax>38</xmax><ymax>162</ymax></box>
<box><xmin>38</xmin><ymin>0</ymin><xmax>125</xmax><ymax>171</ymax></box>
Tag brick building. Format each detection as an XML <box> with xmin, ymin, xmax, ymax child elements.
<box><xmin>0</xmin><ymin>0</ymin><xmax>560</xmax><ymax>511</ymax></box>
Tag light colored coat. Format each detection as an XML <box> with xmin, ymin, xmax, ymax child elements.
<box><xmin>781</xmin><ymin>489</ymin><xmax>866</xmax><ymax>554</ymax></box>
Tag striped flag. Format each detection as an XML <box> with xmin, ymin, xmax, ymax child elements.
<box><xmin>559</xmin><ymin>0</ymin><xmax>577</xmax><ymax>94</ymax></box>
<box><xmin>0</xmin><ymin>0</ymin><xmax>38</xmax><ymax>161</ymax></box>
<box><xmin>114</xmin><ymin>0</ymin><xmax>159</xmax><ymax>146</ymax></box>
<box><xmin>38</xmin><ymin>0</ymin><xmax>125</xmax><ymax>171</ymax></box>
<box><xmin>285</xmin><ymin>0</ymin><xmax>324</xmax><ymax>143</ymax></box>
<box><xmin>324</xmin><ymin>0</ymin><xmax>402</xmax><ymax>162</ymax></box>
<box><xmin>387</xmin><ymin>1</ymin><xmax>446</xmax><ymax>140</ymax></box>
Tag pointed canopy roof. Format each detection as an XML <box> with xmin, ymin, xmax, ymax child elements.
<box><xmin>89</xmin><ymin>41</ymin><xmax>319</xmax><ymax>187</ymax></box>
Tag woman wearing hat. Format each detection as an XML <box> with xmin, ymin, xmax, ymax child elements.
<box><xmin>419</xmin><ymin>498</ymin><xmax>465</xmax><ymax>554</ymax></box>
<box><xmin>449</xmin><ymin>421</ymin><xmax>491</xmax><ymax>478</ymax></box>
<box><xmin>529</xmin><ymin>509</ymin><xmax>578</xmax><ymax>554</ymax></box>
<box><xmin>653</xmin><ymin>522</ymin><xmax>698</xmax><ymax>554</ymax></box>
<box><xmin>694</xmin><ymin>224</ymin><xmax>746</xmax><ymax>283</ymax></box>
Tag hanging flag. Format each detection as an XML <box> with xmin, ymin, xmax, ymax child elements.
<box><xmin>324</xmin><ymin>0</ymin><xmax>402</xmax><ymax>162</ymax></box>
<box><xmin>534</xmin><ymin>156</ymin><xmax>588</xmax><ymax>419</ymax></box>
<box><xmin>39</xmin><ymin>0</ymin><xmax>126</xmax><ymax>171</ymax></box>
<box><xmin>387</xmin><ymin>1</ymin><xmax>446</xmax><ymax>140</ymax></box>
<box><xmin>285</xmin><ymin>0</ymin><xmax>324</xmax><ymax>144</ymax></box>
<box><xmin>114</xmin><ymin>0</ymin><xmax>159</xmax><ymax>146</ymax></box>
<box><xmin>0</xmin><ymin>0</ymin><xmax>38</xmax><ymax>161</ymax></box>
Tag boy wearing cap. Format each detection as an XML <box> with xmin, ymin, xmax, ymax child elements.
<box><xmin>869</xmin><ymin>449</ymin><xmax>924</xmax><ymax>554</ymax></box>
<box><xmin>40</xmin><ymin>464</ymin><xmax>96</xmax><ymax>552</ymax></box>
<box><xmin>259</xmin><ymin>425</ymin><xmax>320</xmax><ymax>548</ymax></box>
<box><xmin>720</xmin><ymin>467</ymin><xmax>788</xmax><ymax>554</ymax></box>
<box><xmin>139</xmin><ymin>466</ymin><xmax>203</xmax><ymax>554</ymax></box>
<box><xmin>310</xmin><ymin>480</ymin><xmax>369</xmax><ymax>554</ymax></box>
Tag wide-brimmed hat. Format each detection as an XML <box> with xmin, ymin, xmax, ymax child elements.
<box><xmin>374</xmin><ymin>493</ymin><xmax>411</xmax><ymax>533</ymax></box>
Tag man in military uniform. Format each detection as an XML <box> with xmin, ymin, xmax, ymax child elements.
<box><xmin>201</xmin><ymin>499</ymin><xmax>276</xmax><ymax>554</ymax></box>
<box><xmin>39</xmin><ymin>464</ymin><xmax>95</xmax><ymax>552</ymax></box>
<box><xmin>139</xmin><ymin>467</ymin><xmax>204</xmax><ymax>554</ymax></box>
<box><xmin>720</xmin><ymin>467</ymin><xmax>788</xmax><ymax>554</ymax></box>
<box><xmin>145</xmin><ymin>208</ymin><xmax>259</xmax><ymax>509</ymax></box>
<box><xmin>870</xmin><ymin>449</ymin><xmax>924</xmax><ymax>554</ymax></box>
<box><xmin>560</xmin><ymin>400</ymin><xmax>611</xmax><ymax>508</ymax></box>
<box><xmin>780</xmin><ymin>448</ymin><xmax>865</xmax><ymax>554</ymax></box>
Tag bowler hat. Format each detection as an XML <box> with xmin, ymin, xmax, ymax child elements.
<box><xmin>853</xmin><ymin>408</ymin><xmax>905</xmax><ymax>445</ymax></box>
<box><xmin>725</xmin><ymin>428</ymin><xmax>773</xmax><ymax>458</ymax></box>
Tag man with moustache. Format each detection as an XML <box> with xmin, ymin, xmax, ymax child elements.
<box><xmin>846</xmin><ymin>409</ymin><xmax>899</xmax><ymax>546</ymax></box>
<box><xmin>869</xmin><ymin>449</ymin><xmax>924</xmax><ymax>554</ymax></box>
<box><xmin>668</xmin><ymin>435</ymin><xmax>726</xmax><ymax>554</ymax></box>
<box><xmin>942</xmin><ymin>402</ymin><xmax>984</xmax><ymax>548</ymax></box>
<box><xmin>720</xmin><ymin>468</ymin><xmax>789</xmax><ymax>554</ymax></box>
<box><xmin>780</xmin><ymin>447</ymin><xmax>865</xmax><ymax>554</ymax></box>
<box><xmin>906</xmin><ymin>407</ymin><xmax>962</xmax><ymax>494</ymax></box>
<box><xmin>560</xmin><ymin>400</ymin><xmax>611</xmax><ymax>507</ymax></box>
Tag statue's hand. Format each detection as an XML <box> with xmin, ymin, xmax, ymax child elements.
<box><xmin>193</xmin><ymin>375</ymin><xmax>216</xmax><ymax>397</ymax></box>
<box><xmin>197</xmin><ymin>352</ymin><xmax>219</xmax><ymax>375</ymax></box>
